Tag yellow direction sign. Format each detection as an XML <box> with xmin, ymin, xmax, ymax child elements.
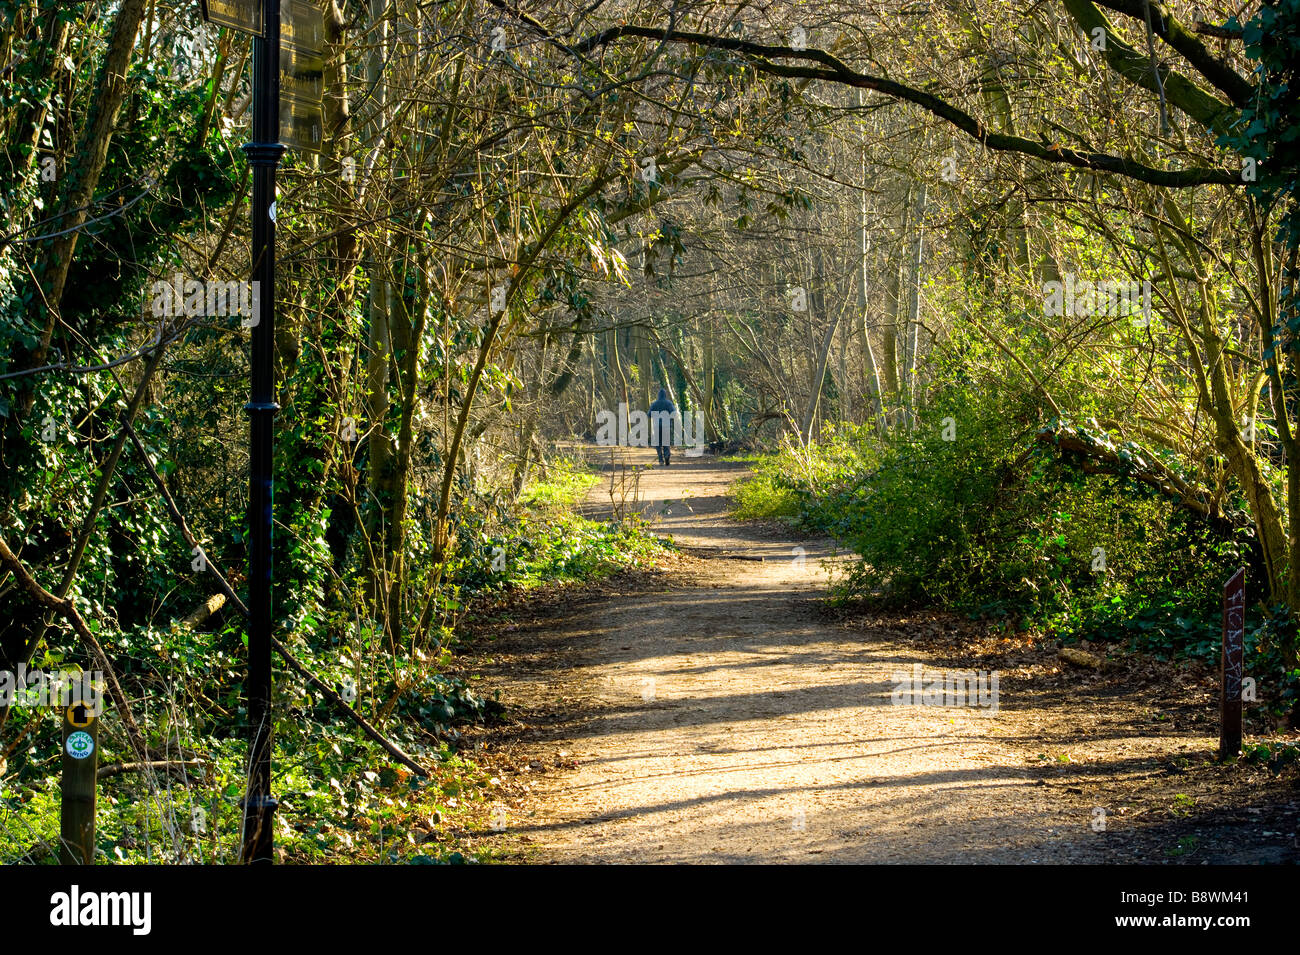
<box><xmin>281</xmin><ymin>46</ymin><xmax>324</xmax><ymax>103</ymax></box>
<box><xmin>200</xmin><ymin>0</ymin><xmax>263</xmax><ymax>35</ymax></box>
<box><xmin>280</xmin><ymin>99</ymin><xmax>324</xmax><ymax>153</ymax></box>
<box><xmin>282</xmin><ymin>0</ymin><xmax>325</xmax><ymax>54</ymax></box>
<box><xmin>280</xmin><ymin>46</ymin><xmax>324</xmax><ymax>103</ymax></box>
<box><xmin>199</xmin><ymin>0</ymin><xmax>325</xmax><ymax>52</ymax></box>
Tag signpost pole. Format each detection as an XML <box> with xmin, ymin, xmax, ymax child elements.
<box><xmin>240</xmin><ymin>0</ymin><xmax>284</xmax><ymax>865</ymax></box>
<box><xmin>201</xmin><ymin>0</ymin><xmax>321</xmax><ymax>863</ymax></box>
<box><xmin>1220</xmin><ymin>567</ymin><xmax>1246</xmax><ymax>760</ymax></box>
<box><xmin>59</xmin><ymin>703</ymin><xmax>99</xmax><ymax>864</ymax></box>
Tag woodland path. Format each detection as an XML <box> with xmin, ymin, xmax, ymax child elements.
<box><xmin>465</xmin><ymin>450</ymin><xmax>1300</xmax><ymax>864</ymax></box>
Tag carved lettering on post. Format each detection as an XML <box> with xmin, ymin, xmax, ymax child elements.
<box><xmin>1221</xmin><ymin>567</ymin><xmax>1245</xmax><ymax>759</ymax></box>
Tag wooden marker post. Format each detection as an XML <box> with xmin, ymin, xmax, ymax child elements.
<box><xmin>1220</xmin><ymin>567</ymin><xmax>1245</xmax><ymax>760</ymax></box>
<box><xmin>60</xmin><ymin>702</ymin><xmax>99</xmax><ymax>864</ymax></box>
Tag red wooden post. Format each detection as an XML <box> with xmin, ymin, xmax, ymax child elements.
<box><xmin>1220</xmin><ymin>567</ymin><xmax>1245</xmax><ymax>759</ymax></box>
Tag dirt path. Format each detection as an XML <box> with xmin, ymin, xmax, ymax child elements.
<box><xmin>464</xmin><ymin>451</ymin><xmax>1300</xmax><ymax>864</ymax></box>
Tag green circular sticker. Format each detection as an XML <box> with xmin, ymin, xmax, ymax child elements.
<box><xmin>66</xmin><ymin>731</ymin><xmax>94</xmax><ymax>759</ymax></box>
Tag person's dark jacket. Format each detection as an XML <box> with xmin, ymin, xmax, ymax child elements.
<box><xmin>648</xmin><ymin>389</ymin><xmax>675</xmax><ymax>447</ymax></box>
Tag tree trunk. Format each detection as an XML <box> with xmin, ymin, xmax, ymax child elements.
<box><xmin>25</xmin><ymin>0</ymin><xmax>147</xmax><ymax>387</ymax></box>
<box><xmin>800</xmin><ymin>251</ymin><xmax>840</xmax><ymax>444</ymax></box>
<box><xmin>903</xmin><ymin>179</ymin><xmax>928</xmax><ymax>421</ymax></box>
<box><xmin>856</xmin><ymin>126</ymin><xmax>886</xmax><ymax>431</ymax></box>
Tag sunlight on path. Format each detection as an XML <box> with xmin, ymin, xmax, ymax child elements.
<box><xmin>497</xmin><ymin>450</ymin><xmax>1129</xmax><ymax>863</ymax></box>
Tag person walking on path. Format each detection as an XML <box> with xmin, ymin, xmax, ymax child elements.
<box><xmin>649</xmin><ymin>387</ymin><xmax>675</xmax><ymax>466</ymax></box>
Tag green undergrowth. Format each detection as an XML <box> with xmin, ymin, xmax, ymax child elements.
<box><xmin>732</xmin><ymin>379</ymin><xmax>1299</xmax><ymax>722</ymax></box>
<box><xmin>518</xmin><ymin>457</ymin><xmax>601</xmax><ymax>508</ymax></box>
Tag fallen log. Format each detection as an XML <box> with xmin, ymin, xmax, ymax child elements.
<box><xmin>179</xmin><ymin>593</ymin><xmax>226</xmax><ymax>630</ymax></box>
<box><xmin>1033</xmin><ymin>424</ymin><xmax>1255</xmax><ymax>541</ymax></box>
<box><xmin>1035</xmin><ymin>425</ymin><xmax>1214</xmax><ymax>517</ymax></box>
<box><xmin>1059</xmin><ymin>647</ymin><xmax>1105</xmax><ymax>669</ymax></box>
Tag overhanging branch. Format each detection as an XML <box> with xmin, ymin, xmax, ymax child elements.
<box><xmin>573</xmin><ymin>25</ymin><xmax>1240</xmax><ymax>188</ymax></box>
